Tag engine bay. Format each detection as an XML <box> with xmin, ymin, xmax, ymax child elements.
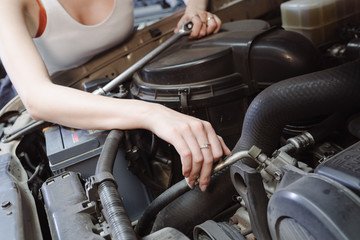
<box><xmin>1</xmin><ymin>0</ymin><xmax>360</xmax><ymax>239</ymax></box>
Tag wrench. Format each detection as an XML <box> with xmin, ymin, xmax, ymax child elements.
<box><xmin>92</xmin><ymin>20</ymin><xmax>193</xmax><ymax>95</ymax></box>
<box><xmin>1</xmin><ymin>21</ymin><xmax>193</xmax><ymax>143</ymax></box>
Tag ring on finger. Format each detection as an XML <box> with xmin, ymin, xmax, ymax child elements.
<box><xmin>200</xmin><ymin>143</ymin><xmax>211</xmax><ymax>149</ymax></box>
<box><xmin>191</xmin><ymin>14</ymin><xmax>207</xmax><ymax>25</ymax></box>
<box><xmin>191</xmin><ymin>14</ymin><xmax>200</xmax><ymax>21</ymax></box>
<box><xmin>207</xmin><ymin>16</ymin><xmax>215</xmax><ymax>21</ymax></box>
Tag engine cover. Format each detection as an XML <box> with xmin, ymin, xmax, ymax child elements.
<box><xmin>315</xmin><ymin>141</ymin><xmax>360</xmax><ymax>196</ymax></box>
<box><xmin>267</xmin><ymin>165</ymin><xmax>360</xmax><ymax>240</ymax></box>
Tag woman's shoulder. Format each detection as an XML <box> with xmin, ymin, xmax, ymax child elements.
<box><xmin>1</xmin><ymin>0</ymin><xmax>41</xmax><ymax>38</ymax></box>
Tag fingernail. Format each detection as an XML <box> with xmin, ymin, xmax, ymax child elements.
<box><xmin>185</xmin><ymin>178</ymin><xmax>195</xmax><ymax>189</ymax></box>
<box><xmin>200</xmin><ymin>184</ymin><xmax>207</xmax><ymax>192</ymax></box>
<box><xmin>189</xmin><ymin>180</ymin><xmax>195</xmax><ymax>187</ymax></box>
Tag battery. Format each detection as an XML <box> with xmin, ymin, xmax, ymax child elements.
<box><xmin>44</xmin><ymin>125</ymin><xmax>151</xmax><ymax>221</ymax></box>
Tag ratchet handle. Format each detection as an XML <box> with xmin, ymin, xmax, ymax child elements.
<box><xmin>93</xmin><ymin>21</ymin><xmax>193</xmax><ymax>95</ymax></box>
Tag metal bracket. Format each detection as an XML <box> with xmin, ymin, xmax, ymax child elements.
<box><xmin>85</xmin><ymin>172</ymin><xmax>117</xmax><ymax>203</ymax></box>
<box><xmin>178</xmin><ymin>88</ymin><xmax>190</xmax><ymax>113</ymax></box>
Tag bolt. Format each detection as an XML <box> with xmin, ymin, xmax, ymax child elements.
<box><xmin>1</xmin><ymin>201</ymin><xmax>11</xmax><ymax>209</ymax></box>
<box><xmin>186</xmin><ymin>22</ymin><xmax>193</xmax><ymax>30</ymax></box>
<box><xmin>233</xmin><ymin>195</ymin><xmax>243</xmax><ymax>203</ymax></box>
<box><xmin>274</xmin><ymin>171</ymin><xmax>283</xmax><ymax>181</ymax></box>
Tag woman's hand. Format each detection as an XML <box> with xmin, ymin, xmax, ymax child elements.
<box><xmin>175</xmin><ymin>0</ymin><xmax>222</xmax><ymax>39</ymax></box>
<box><xmin>146</xmin><ymin>104</ymin><xmax>231</xmax><ymax>191</ymax></box>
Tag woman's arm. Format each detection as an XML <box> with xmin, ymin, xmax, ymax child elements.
<box><xmin>0</xmin><ymin>0</ymin><xmax>230</xmax><ymax>191</ymax></box>
<box><xmin>176</xmin><ymin>0</ymin><xmax>222</xmax><ymax>39</ymax></box>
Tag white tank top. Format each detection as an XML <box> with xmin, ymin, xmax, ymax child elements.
<box><xmin>34</xmin><ymin>0</ymin><xmax>134</xmax><ymax>75</ymax></box>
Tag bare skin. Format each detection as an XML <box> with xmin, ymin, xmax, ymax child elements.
<box><xmin>175</xmin><ymin>0</ymin><xmax>222</xmax><ymax>38</ymax></box>
<box><xmin>0</xmin><ymin>0</ymin><xmax>229</xmax><ymax>191</ymax></box>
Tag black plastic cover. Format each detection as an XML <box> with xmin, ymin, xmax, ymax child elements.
<box><xmin>315</xmin><ymin>141</ymin><xmax>360</xmax><ymax>196</ymax></box>
<box><xmin>268</xmin><ymin>165</ymin><xmax>360</xmax><ymax>240</ymax></box>
<box><xmin>131</xmin><ymin>20</ymin><xmax>322</xmax><ymax>103</ymax></box>
<box><xmin>41</xmin><ymin>172</ymin><xmax>104</xmax><ymax>240</ymax></box>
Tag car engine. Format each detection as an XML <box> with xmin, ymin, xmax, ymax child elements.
<box><xmin>1</xmin><ymin>0</ymin><xmax>360</xmax><ymax>239</ymax></box>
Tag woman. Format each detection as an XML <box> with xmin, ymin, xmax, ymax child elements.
<box><xmin>0</xmin><ymin>0</ymin><xmax>229</xmax><ymax>192</ymax></box>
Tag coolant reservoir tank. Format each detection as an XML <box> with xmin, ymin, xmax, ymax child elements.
<box><xmin>281</xmin><ymin>0</ymin><xmax>360</xmax><ymax>45</ymax></box>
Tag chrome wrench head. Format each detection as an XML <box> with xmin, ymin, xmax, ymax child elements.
<box><xmin>178</xmin><ymin>20</ymin><xmax>193</xmax><ymax>35</ymax></box>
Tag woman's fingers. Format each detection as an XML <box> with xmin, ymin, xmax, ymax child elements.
<box><xmin>197</xmin><ymin>144</ymin><xmax>214</xmax><ymax>191</ymax></box>
<box><xmin>171</xmin><ymin>120</ymin><xmax>207</xmax><ymax>186</ymax></box>
<box><xmin>175</xmin><ymin>10</ymin><xmax>222</xmax><ymax>39</ymax></box>
<box><xmin>149</xmin><ymin>106</ymin><xmax>229</xmax><ymax>192</ymax></box>
<box><xmin>188</xmin><ymin>13</ymin><xmax>207</xmax><ymax>38</ymax></box>
<box><xmin>218</xmin><ymin>135</ymin><xmax>231</xmax><ymax>155</ymax></box>
<box><xmin>206</xmin><ymin>14</ymin><xmax>222</xmax><ymax>35</ymax></box>
<box><xmin>181</xmin><ymin>125</ymin><xmax>204</xmax><ymax>181</ymax></box>
<box><xmin>177</xmin><ymin>120</ymin><xmax>229</xmax><ymax>191</ymax></box>
<box><xmin>195</xmin><ymin>122</ymin><xmax>228</xmax><ymax>190</ymax></box>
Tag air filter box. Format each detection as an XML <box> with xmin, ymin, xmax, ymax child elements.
<box><xmin>130</xmin><ymin>20</ymin><xmax>322</xmax><ymax>147</ymax></box>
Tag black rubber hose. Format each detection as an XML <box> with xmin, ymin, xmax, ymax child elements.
<box><xmin>134</xmin><ymin>179</ymin><xmax>190</xmax><ymax>236</ymax></box>
<box><xmin>233</xmin><ymin>59</ymin><xmax>360</xmax><ymax>159</ymax></box>
<box><xmin>95</xmin><ymin>130</ymin><xmax>138</xmax><ymax>240</ymax></box>
<box><xmin>150</xmin><ymin>167</ymin><xmax>238</xmax><ymax>236</ymax></box>
<box><xmin>307</xmin><ymin>111</ymin><xmax>348</xmax><ymax>144</ymax></box>
<box><xmin>99</xmin><ymin>181</ymin><xmax>138</xmax><ymax>240</ymax></box>
<box><xmin>95</xmin><ymin>129</ymin><xmax>124</xmax><ymax>174</ymax></box>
